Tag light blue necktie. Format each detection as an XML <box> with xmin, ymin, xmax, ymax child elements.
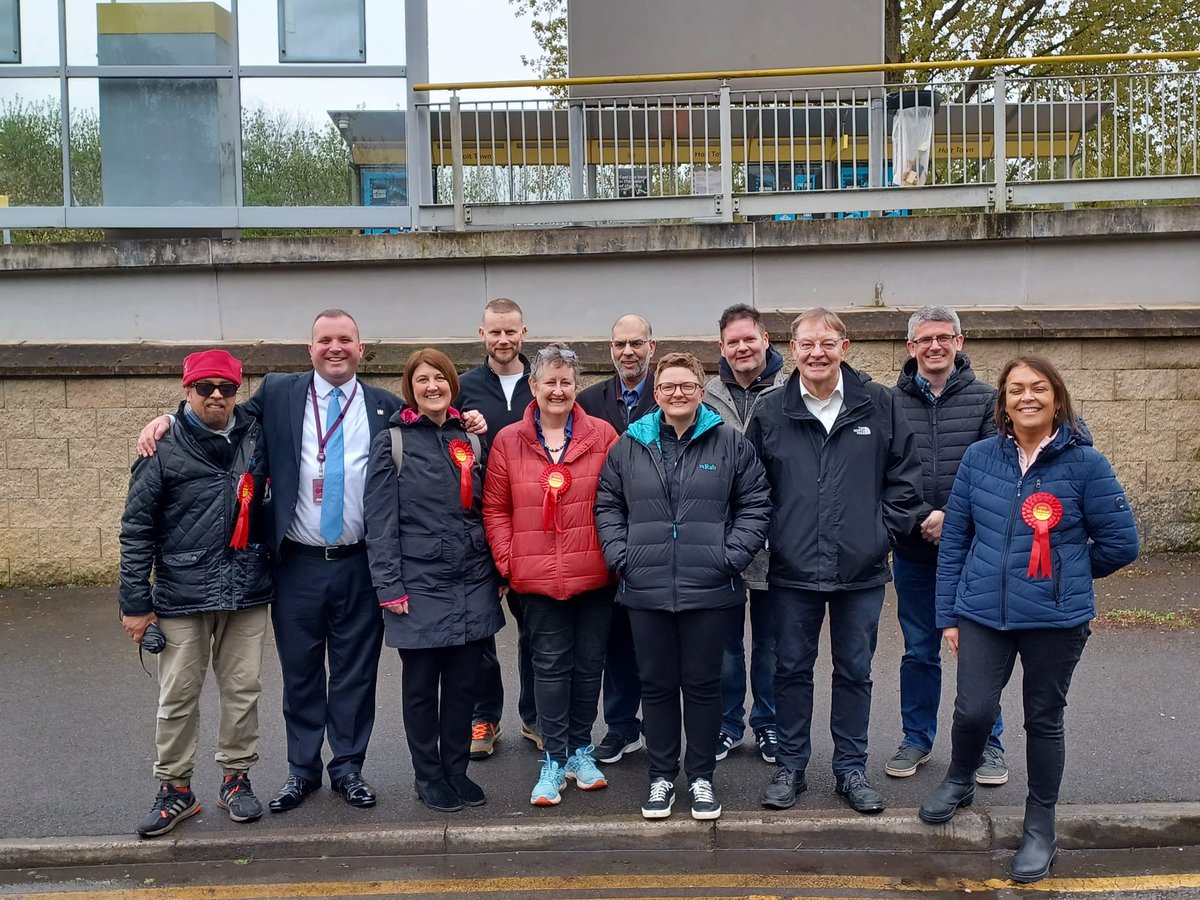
<box><xmin>319</xmin><ymin>387</ymin><xmax>345</xmax><ymax>544</ymax></box>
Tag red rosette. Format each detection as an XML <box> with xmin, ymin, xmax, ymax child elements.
<box><xmin>1021</xmin><ymin>491</ymin><xmax>1063</xmax><ymax>579</ymax></box>
<box><xmin>540</xmin><ymin>463</ymin><xmax>572</xmax><ymax>533</ymax></box>
<box><xmin>448</xmin><ymin>439</ymin><xmax>476</xmax><ymax>509</ymax></box>
<box><xmin>229</xmin><ymin>473</ymin><xmax>255</xmax><ymax>550</ymax></box>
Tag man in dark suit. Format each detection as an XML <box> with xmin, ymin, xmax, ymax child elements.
<box><xmin>577</xmin><ymin>313</ymin><xmax>657</xmax><ymax>766</ymax></box>
<box><xmin>138</xmin><ymin>309</ymin><xmax>403</xmax><ymax>811</ymax></box>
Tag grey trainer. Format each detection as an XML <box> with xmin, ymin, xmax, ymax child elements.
<box><xmin>884</xmin><ymin>743</ymin><xmax>932</xmax><ymax>778</ymax></box>
<box><xmin>975</xmin><ymin>745</ymin><xmax>1010</xmax><ymax>785</ymax></box>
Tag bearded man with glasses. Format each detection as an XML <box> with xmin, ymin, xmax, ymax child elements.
<box><xmin>119</xmin><ymin>349</ymin><xmax>273</xmax><ymax>837</ymax></box>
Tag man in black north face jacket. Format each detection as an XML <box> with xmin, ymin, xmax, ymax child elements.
<box><xmin>746</xmin><ymin>309</ymin><xmax>922</xmax><ymax>818</ymax></box>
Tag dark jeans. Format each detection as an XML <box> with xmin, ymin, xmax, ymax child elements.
<box><xmin>774</xmin><ymin>585</ymin><xmax>884</xmax><ymax>777</ymax></box>
<box><xmin>398</xmin><ymin>639</ymin><xmax>486</xmax><ymax>784</ymax></box>
<box><xmin>893</xmin><ymin>555</ymin><xmax>1003</xmax><ymax>753</ymax></box>
<box><xmin>951</xmin><ymin>617</ymin><xmax>1090</xmax><ymax>808</ymax></box>
<box><xmin>719</xmin><ymin>588</ymin><xmax>777</xmax><ymax>738</ymax></box>
<box><xmin>272</xmin><ymin>551</ymin><xmax>384</xmax><ymax>783</ymax></box>
<box><xmin>601</xmin><ymin>603</ymin><xmax>642</xmax><ymax>740</ymax></box>
<box><xmin>472</xmin><ymin>591</ymin><xmax>536</xmax><ymax>729</ymax></box>
<box><xmin>522</xmin><ymin>587</ymin><xmax>614</xmax><ymax>765</ymax></box>
<box><xmin>629</xmin><ymin>605</ymin><xmax>741</xmax><ymax>785</ymax></box>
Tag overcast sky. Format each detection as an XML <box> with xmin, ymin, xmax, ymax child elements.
<box><xmin>2</xmin><ymin>0</ymin><xmax>547</xmax><ymax>116</ymax></box>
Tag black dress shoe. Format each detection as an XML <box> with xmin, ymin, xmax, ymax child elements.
<box><xmin>269</xmin><ymin>775</ymin><xmax>320</xmax><ymax>813</ymax></box>
<box><xmin>446</xmin><ymin>773</ymin><xmax>487</xmax><ymax>807</ymax></box>
<box><xmin>761</xmin><ymin>766</ymin><xmax>807</xmax><ymax>810</ymax></box>
<box><xmin>416</xmin><ymin>777</ymin><xmax>463</xmax><ymax>813</ymax></box>
<box><xmin>836</xmin><ymin>770</ymin><xmax>886</xmax><ymax>814</ymax></box>
<box><xmin>332</xmin><ymin>772</ymin><xmax>377</xmax><ymax>808</ymax></box>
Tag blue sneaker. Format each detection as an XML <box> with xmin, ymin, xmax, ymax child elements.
<box><xmin>530</xmin><ymin>754</ymin><xmax>567</xmax><ymax>806</ymax></box>
<box><xmin>564</xmin><ymin>745</ymin><xmax>608</xmax><ymax>791</ymax></box>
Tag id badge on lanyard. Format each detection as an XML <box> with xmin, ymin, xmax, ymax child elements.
<box><xmin>310</xmin><ymin>381</ymin><xmax>359</xmax><ymax>503</ymax></box>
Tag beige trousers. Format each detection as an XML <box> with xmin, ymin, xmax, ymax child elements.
<box><xmin>154</xmin><ymin>606</ymin><xmax>269</xmax><ymax>785</ymax></box>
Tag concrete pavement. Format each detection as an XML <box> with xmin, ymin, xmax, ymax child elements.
<box><xmin>1</xmin><ymin>565</ymin><xmax>1197</xmax><ymax>869</ymax></box>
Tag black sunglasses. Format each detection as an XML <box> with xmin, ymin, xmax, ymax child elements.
<box><xmin>190</xmin><ymin>381</ymin><xmax>239</xmax><ymax>398</ymax></box>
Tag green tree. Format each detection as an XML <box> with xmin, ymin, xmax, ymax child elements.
<box><xmin>241</xmin><ymin>108</ymin><xmax>352</xmax><ymax>208</ymax></box>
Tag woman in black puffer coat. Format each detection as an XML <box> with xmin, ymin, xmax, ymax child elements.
<box><xmin>364</xmin><ymin>348</ymin><xmax>504</xmax><ymax>814</ymax></box>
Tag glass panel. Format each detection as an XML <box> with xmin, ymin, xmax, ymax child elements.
<box><xmin>240</xmin><ymin>77</ymin><xmax>402</xmax><ymax>207</ymax></box>
<box><xmin>278</xmin><ymin>0</ymin><xmax>364</xmax><ymax>64</ymax></box>
<box><xmin>70</xmin><ymin>0</ymin><xmax>234</xmax><ymax>66</ymax></box>
<box><xmin>239</xmin><ymin>0</ymin><xmax>403</xmax><ymax>66</ymax></box>
<box><xmin>0</xmin><ymin>0</ymin><xmax>19</xmax><ymax>64</ymax></box>
<box><xmin>70</xmin><ymin>75</ymin><xmax>237</xmax><ymax>206</ymax></box>
<box><xmin>0</xmin><ymin>80</ymin><xmax>64</xmax><ymax>206</ymax></box>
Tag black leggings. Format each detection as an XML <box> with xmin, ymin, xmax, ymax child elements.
<box><xmin>951</xmin><ymin>618</ymin><xmax>1090</xmax><ymax>808</ymax></box>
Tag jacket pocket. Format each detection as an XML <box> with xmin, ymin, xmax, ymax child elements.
<box><xmin>403</xmin><ymin>535</ymin><xmax>444</xmax><ymax>560</ymax></box>
<box><xmin>160</xmin><ymin>548</ymin><xmax>206</xmax><ymax>567</ymax></box>
<box><xmin>1051</xmin><ymin>549</ymin><xmax>1063</xmax><ymax>605</ymax></box>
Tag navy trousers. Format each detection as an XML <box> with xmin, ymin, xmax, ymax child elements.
<box><xmin>600</xmin><ymin>603</ymin><xmax>642</xmax><ymax>741</ymax></box>
<box><xmin>472</xmin><ymin>591</ymin><xmax>536</xmax><ymax>729</ymax></box>
<box><xmin>272</xmin><ymin>549</ymin><xmax>384</xmax><ymax>783</ymax></box>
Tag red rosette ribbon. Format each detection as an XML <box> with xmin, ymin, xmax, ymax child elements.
<box><xmin>540</xmin><ymin>464</ymin><xmax>572</xmax><ymax>533</ymax></box>
<box><xmin>1021</xmin><ymin>491</ymin><xmax>1063</xmax><ymax>579</ymax></box>
<box><xmin>229</xmin><ymin>473</ymin><xmax>255</xmax><ymax>550</ymax></box>
<box><xmin>448</xmin><ymin>439</ymin><xmax>476</xmax><ymax>509</ymax></box>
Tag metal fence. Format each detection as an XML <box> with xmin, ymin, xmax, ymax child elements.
<box><xmin>420</xmin><ymin>68</ymin><xmax>1200</xmax><ymax>229</ymax></box>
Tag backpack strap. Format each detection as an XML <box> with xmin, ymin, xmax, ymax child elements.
<box><xmin>389</xmin><ymin>426</ymin><xmax>404</xmax><ymax>477</ymax></box>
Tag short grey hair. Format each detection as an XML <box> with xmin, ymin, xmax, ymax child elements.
<box><xmin>530</xmin><ymin>341</ymin><xmax>581</xmax><ymax>382</ymax></box>
<box><xmin>906</xmin><ymin>306</ymin><xmax>962</xmax><ymax>342</ymax></box>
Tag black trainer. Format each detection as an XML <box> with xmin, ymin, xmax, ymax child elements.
<box><xmin>688</xmin><ymin>778</ymin><xmax>722</xmax><ymax>820</ymax></box>
<box><xmin>641</xmin><ymin>777</ymin><xmax>675</xmax><ymax>819</ymax></box>
<box><xmin>137</xmin><ymin>782</ymin><xmax>201</xmax><ymax>838</ymax></box>
<box><xmin>595</xmin><ymin>732</ymin><xmax>644</xmax><ymax>764</ymax></box>
<box><xmin>218</xmin><ymin>772</ymin><xmax>263</xmax><ymax>823</ymax></box>
<box><xmin>754</xmin><ymin>726</ymin><xmax>779</xmax><ymax>764</ymax></box>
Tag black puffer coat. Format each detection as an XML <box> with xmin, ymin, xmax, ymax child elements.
<box><xmin>594</xmin><ymin>404</ymin><xmax>770</xmax><ymax>612</ymax></box>
<box><xmin>364</xmin><ymin>410</ymin><xmax>504</xmax><ymax>650</ymax></box>
<box><xmin>893</xmin><ymin>352</ymin><xmax>998</xmax><ymax>564</ymax></box>
<box><xmin>119</xmin><ymin>405</ymin><xmax>272</xmax><ymax>618</ymax></box>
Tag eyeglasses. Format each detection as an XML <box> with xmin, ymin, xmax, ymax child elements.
<box><xmin>793</xmin><ymin>340</ymin><xmax>843</xmax><ymax>354</ymax></box>
<box><xmin>537</xmin><ymin>346</ymin><xmax>578</xmax><ymax>361</ymax></box>
<box><xmin>189</xmin><ymin>381</ymin><xmax>239</xmax><ymax>398</ymax></box>
<box><xmin>611</xmin><ymin>339</ymin><xmax>648</xmax><ymax>350</ymax></box>
<box><xmin>912</xmin><ymin>333</ymin><xmax>959</xmax><ymax>348</ymax></box>
<box><xmin>656</xmin><ymin>382</ymin><xmax>701</xmax><ymax>397</ymax></box>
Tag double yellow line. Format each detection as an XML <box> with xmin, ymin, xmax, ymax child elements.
<box><xmin>12</xmin><ymin>871</ymin><xmax>1200</xmax><ymax>899</ymax></box>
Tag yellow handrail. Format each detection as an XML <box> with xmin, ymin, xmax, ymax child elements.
<box><xmin>413</xmin><ymin>50</ymin><xmax>1200</xmax><ymax>93</ymax></box>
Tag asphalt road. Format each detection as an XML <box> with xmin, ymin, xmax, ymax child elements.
<box><xmin>1</xmin><ymin>579</ymin><xmax>1197</xmax><ymax>841</ymax></box>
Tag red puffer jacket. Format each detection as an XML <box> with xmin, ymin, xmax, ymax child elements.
<box><xmin>483</xmin><ymin>401</ymin><xmax>618</xmax><ymax>600</ymax></box>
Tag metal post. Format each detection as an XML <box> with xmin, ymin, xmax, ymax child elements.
<box><xmin>57</xmin><ymin>0</ymin><xmax>71</xmax><ymax>209</ymax></box>
<box><xmin>450</xmin><ymin>93</ymin><xmax>465</xmax><ymax>231</ymax></box>
<box><xmin>993</xmin><ymin>72</ymin><xmax>1007</xmax><ymax>213</ymax></box>
<box><xmin>568</xmin><ymin>101</ymin><xmax>585</xmax><ymax>200</ymax></box>
<box><xmin>229</xmin><ymin>0</ymin><xmax>245</xmax><ymax>207</ymax></box>
<box><xmin>868</xmin><ymin>94</ymin><xmax>886</xmax><ymax>191</ymax></box>
<box><xmin>718</xmin><ymin>82</ymin><xmax>733</xmax><ymax>222</ymax></box>
<box><xmin>404</xmin><ymin>0</ymin><xmax>431</xmax><ymax>229</ymax></box>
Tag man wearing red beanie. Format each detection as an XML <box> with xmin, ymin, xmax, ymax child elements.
<box><xmin>119</xmin><ymin>348</ymin><xmax>272</xmax><ymax>837</ymax></box>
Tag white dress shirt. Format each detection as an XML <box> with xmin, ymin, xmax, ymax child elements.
<box><xmin>286</xmin><ymin>373</ymin><xmax>371</xmax><ymax>547</ymax></box>
<box><xmin>801</xmin><ymin>371</ymin><xmax>845</xmax><ymax>433</ymax></box>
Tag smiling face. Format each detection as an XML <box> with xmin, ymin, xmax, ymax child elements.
<box><xmin>1004</xmin><ymin>363</ymin><xmax>1057</xmax><ymax>438</ymax></box>
<box><xmin>411</xmin><ymin>361</ymin><xmax>452</xmax><ymax>421</ymax></box>
<box><xmin>719</xmin><ymin>316</ymin><xmax>770</xmax><ymax>383</ymax></box>
<box><xmin>480</xmin><ymin>309</ymin><xmax>527</xmax><ymax>369</ymax></box>
<box><xmin>185</xmin><ymin>378</ymin><xmax>237</xmax><ymax>430</ymax></box>
<box><xmin>309</xmin><ymin>314</ymin><xmax>364</xmax><ymax>386</ymax></box>
<box><xmin>790</xmin><ymin>319</ymin><xmax>849</xmax><ymax>398</ymax></box>
<box><xmin>907</xmin><ymin>319</ymin><xmax>963</xmax><ymax>382</ymax></box>
<box><xmin>609</xmin><ymin>315</ymin><xmax>656</xmax><ymax>386</ymax></box>
<box><xmin>654</xmin><ymin>365</ymin><xmax>705</xmax><ymax>427</ymax></box>
<box><xmin>530</xmin><ymin>361</ymin><xmax>577</xmax><ymax>419</ymax></box>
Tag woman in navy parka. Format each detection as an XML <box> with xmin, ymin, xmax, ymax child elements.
<box><xmin>917</xmin><ymin>355</ymin><xmax>1138</xmax><ymax>884</ymax></box>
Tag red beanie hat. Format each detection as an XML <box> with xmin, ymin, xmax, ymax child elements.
<box><xmin>182</xmin><ymin>349</ymin><xmax>243</xmax><ymax>386</ymax></box>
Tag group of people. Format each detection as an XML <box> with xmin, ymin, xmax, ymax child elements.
<box><xmin>119</xmin><ymin>301</ymin><xmax>1139</xmax><ymax>884</ymax></box>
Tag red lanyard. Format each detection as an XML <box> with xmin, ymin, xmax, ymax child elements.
<box><xmin>310</xmin><ymin>380</ymin><xmax>359</xmax><ymax>466</ymax></box>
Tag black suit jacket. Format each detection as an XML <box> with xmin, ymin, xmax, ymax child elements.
<box><xmin>243</xmin><ymin>371</ymin><xmax>403</xmax><ymax>554</ymax></box>
<box><xmin>577</xmin><ymin>373</ymin><xmax>657</xmax><ymax>435</ymax></box>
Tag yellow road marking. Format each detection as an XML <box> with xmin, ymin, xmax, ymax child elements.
<box><xmin>13</xmin><ymin>872</ymin><xmax>1200</xmax><ymax>899</ymax></box>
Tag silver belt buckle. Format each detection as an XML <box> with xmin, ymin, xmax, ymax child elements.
<box><xmin>324</xmin><ymin>546</ymin><xmax>338</xmax><ymax>561</ymax></box>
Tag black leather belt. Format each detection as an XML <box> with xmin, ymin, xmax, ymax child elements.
<box><xmin>282</xmin><ymin>539</ymin><xmax>366</xmax><ymax>561</ymax></box>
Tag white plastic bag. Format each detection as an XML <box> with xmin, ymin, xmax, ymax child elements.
<box><xmin>892</xmin><ymin>106</ymin><xmax>934</xmax><ymax>187</ymax></box>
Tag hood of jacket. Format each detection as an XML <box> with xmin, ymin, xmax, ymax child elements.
<box><xmin>780</xmin><ymin>362</ymin><xmax>873</xmax><ymax>422</ymax></box>
<box><xmin>718</xmin><ymin>344</ymin><xmax>785</xmax><ymax>389</ymax></box>
<box><xmin>625</xmin><ymin>402</ymin><xmax>724</xmax><ymax>449</ymax></box>
<box><xmin>896</xmin><ymin>351</ymin><xmax>979</xmax><ymax>398</ymax></box>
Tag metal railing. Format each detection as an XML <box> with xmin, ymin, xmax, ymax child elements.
<box><xmin>417</xmin><ymin>63</ymin><xmax>1200</xmax><ymax>230</ymax></box>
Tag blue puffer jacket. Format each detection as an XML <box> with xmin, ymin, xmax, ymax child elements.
<box><xmin>935</xmin><ymin>421</ymin><xmax>1139</xmax><ymax>631</ymax></box>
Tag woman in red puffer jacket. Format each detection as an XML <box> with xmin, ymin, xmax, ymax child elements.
<box><xmin>483</xmin><ymin>342</ymin><xmax>618</xmax><ymax>808</ymax></box>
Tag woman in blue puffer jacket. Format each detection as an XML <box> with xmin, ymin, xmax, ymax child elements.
<box><xmin>917</xmin><ymin>355</ymin><xmax>1138</xmax><ymax>884</ymax></box>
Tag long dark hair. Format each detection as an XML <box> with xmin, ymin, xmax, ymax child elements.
<box><xmin>994</xmin><ymin>355</ymin><xmax>1080</xmax><ymax>441</ymax></box>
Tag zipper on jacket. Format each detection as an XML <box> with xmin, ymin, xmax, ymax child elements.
<box><xmin>998</xmin><ymin>474</ymin><xmax>1024</xmax><ymax>629</ymax></box>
